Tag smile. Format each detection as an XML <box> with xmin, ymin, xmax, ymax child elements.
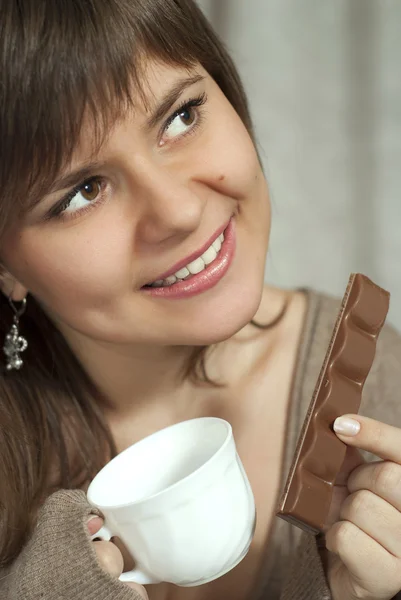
<box><xmin>142</xmin><ymin>217</ymin><xmax>236</xmax><ymax>299</ymax></box>
<box><xmin>149</xmin><ymin>231</ymin><xmax>225</xmax><ymax>288</ymax></box>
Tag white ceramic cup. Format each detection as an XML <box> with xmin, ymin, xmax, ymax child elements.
<box><xmin>87</xmin><ymin>417</ymin><xmax>256</xmax><ymax>587</ymax></box>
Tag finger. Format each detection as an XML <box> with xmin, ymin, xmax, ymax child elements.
<box><xmin>348</xmin><ymin>461</ymin><xmax>401</xmax><ymax>511</ymax></box>
<box><xmin>326</xmin><ymin>521</ymin><xmax>400</xmax><ymax>598</ymax></box>
<box><xmin>326</xmin><ymin>448</ymin><xmax>365</xmax><ymax>528</ymax></box>
<box><xmin>340</xmin><ymin>489</ymin><xmax>401</xmax><ymax>557</ymax></box>
<box><xmin>333</xmin><ymin>415</ymin><xmax>401</xmax><ymax>463</ymax></box>
<box><xmin>112</xmin><ymin>536</ymin><xmax>136</xmax><ymax>571</ymax></box>
<box><xmin>92</xmin><ymin>539</ymin><xmax>148</xmax><ymax>598</ymax></box>
<box><xmin>92</xmin><ymin>540</ymin><xmax>124</xmax><ymax>578</ymax></box>
<box><xmin>87</xmin><ymin>515</ymin><xmax>104</xmax><ymax>536</ymax></box>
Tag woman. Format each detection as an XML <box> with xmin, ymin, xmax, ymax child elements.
<box><xmin>1</xmin><ymin>1</ymin><xmax>401</xmax><ymax>599</ymax></box>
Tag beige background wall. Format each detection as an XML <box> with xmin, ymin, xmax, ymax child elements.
<box><xmin>198</xmin><ymin>0</ymin><xmax>401</xmax><ymax>329</ymax></box>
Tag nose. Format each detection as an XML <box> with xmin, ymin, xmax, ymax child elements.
<box><xmin>134</xmin><ymin>160</ymin><xmax>205</xmax><ymax>245</ymax></box>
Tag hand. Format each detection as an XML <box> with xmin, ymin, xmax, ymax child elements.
<box><xmin>87</xmin><ymin>516</ymin><xmax>149</xmax><ymax>599</ymax></box>
<box><xmin>325</xmin><ymin>415</ymin><xmax>401</xmax><ymax>600</ymax></box>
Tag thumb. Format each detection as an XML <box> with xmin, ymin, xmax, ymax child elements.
<box><xmin>335</xmin><ymin>446</ymin><xmax>365</xmax><ymax>486</ymax></box>
<box><xmin>326</xmin><ymin>447</ymin><xmax>364</xmax><ymax>530</ymax></box>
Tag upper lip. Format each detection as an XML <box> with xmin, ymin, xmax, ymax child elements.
<box><xmin>145</xmin><ymin>218</ymin><xmax>231</xmax><ymax>285</ymax></box>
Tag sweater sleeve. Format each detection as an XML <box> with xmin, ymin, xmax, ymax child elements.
<box><xmin>279</xmin><ymin>533</ymin><xmax>331</xmax><ymax>600</ymax></box>
<box><xmin>0</xmin><ymin>489</ymin><xmax>144</xmax><ymax>600</ymax></box>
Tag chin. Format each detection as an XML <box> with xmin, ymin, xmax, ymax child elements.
<box><xmin>180</xmin><ymin>276</ymin><xmax>265</xmax><ymax>346</ymax></box>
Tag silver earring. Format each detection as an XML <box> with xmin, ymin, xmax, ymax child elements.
<box><xmin>3</xmin><ymin>296</ymin><xmax>28</xmax><ymax>371</ymax></box>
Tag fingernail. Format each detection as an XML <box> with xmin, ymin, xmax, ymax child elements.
<box><xmin>333</xmin><ymin>417</ymin><xmax>361</xmax><ymax>436</ymax></box>
<box><xmin>87</xmin><ymin>515</ymin><xmax>98</xmax><ymax>525</ymax></box>
<box><xmin>87</xmin><ymin>515</ymin><xmax>101</xmax><ymax>533</ymax></box>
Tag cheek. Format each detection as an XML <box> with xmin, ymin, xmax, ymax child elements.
<box><xmin>6</xmin><ymin>223</ymin><xmax>133</xmax><ymax>311</ymax></box>
<box><xmin>196</xmin><ymin>109</ymin><xmax>265</xmax><ymax>201</ymax></box>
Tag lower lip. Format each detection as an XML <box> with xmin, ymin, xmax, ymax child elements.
<box><xmin>142</xmin><ymin>218</ymin><xmax>236</xmax><ymax>300</ymax></box>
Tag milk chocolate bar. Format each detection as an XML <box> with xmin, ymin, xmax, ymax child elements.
<box><xmin>277</xmin><ymin>273</ymin><xmax>390</xmax><ymax>534</ymax></box>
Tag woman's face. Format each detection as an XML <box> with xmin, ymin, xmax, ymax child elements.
<box><xmin>1</xmin><ymin>60</ymin><xmax>271</xmax><ymax>348</ymax></box>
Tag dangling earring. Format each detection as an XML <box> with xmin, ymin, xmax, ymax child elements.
<box><xmin>3</xmin><ymin>296</ymin><xmax>28</xmax><ymax>371</ymax></box>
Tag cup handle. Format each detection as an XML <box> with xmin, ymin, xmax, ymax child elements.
<box><xmin>119</xmin><ymin>569</ymin><xmax>159</xmax><ymax>585</ymax></box>
<box><xmin>90</xmin><ymin>524</ymin><xmax>113</xmax><ymax>542</ymax></box>
<box><xmin>90</xmin><ymin>524</ymin><xmax>160</xmax><ymax>585</ymax></box>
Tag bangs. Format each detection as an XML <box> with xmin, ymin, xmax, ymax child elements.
<box><xmin>0</xmin><ymin>0</ymin><xmax>216</xmax><ymax>235</ymax></box>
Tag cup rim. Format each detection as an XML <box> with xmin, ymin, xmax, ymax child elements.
<box><xmin>87</xmin><ymin>417</ymin><xmax>232</xmax><ymax>510</ymax></box>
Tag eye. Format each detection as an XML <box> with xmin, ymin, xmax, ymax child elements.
<box><xmin>64</xmin><ymin>179</ymin><xmax>102</xmax><ymax>214</ymax></box>
<box><xmin>164</xmin><ymin>107</ymin><xmax>197</xmax><ymax>140</ymax></box>
<box><xmin>47</xmin><ymin>176</ymin><xmax>105</xmax><ymax>221</ymax></box>
<box><xmin>161</xmin><ymin>94</ymin><xmax>207</xmax><ymax>145</ymax></box>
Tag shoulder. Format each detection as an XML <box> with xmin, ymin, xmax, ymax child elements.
<box><xmin>302</xmin><ymin>288</ymin><xmax>401</xmax><ymax>428</ymax></box>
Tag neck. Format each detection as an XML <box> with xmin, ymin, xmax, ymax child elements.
<box><xmin>54</xmin><ymin>287</ymin><xmax>288</xmax><ymax>420</ymax></box>
<box><xmin>59</xmin><ymin>330</ymin><xmax>203</xmax><ymax>413</ymax></box>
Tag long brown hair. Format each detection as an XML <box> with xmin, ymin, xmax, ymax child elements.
<box><xmin>0</xmin><ymin>0</ymin><xmax>257</xmax><ymax>567</ymax></box>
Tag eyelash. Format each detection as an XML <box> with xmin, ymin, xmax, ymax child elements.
<box><xmin>47</xmin><ymin>93</ymin><xmax>208</xmax><ymax>221</ymax></box>
<box><xmin>46</xmin><ymin>177</ymin><xmax>107</xmax><ymax>221</ymax></box>
<box><xmin>162</xmin><ymin>92</ymin><xmax>207</xmax><ymax>143</ymax></box>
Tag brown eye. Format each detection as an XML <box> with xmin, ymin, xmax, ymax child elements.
<box><xmin>163</xmin><ymin>107</ymin><xmax>197</xmax><ymax>141</ymax></box>
<box><xmin>178</xmin><ymin>107</ymin><xmax>196</xmax><ymax>127</ymax></box>
<box><xmin>81</xmin><ymin>179</ymin><xmax>101</xmax><ymax>201</ymax></box>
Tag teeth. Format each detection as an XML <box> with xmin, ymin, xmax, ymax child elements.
<box><xmin>212</xmin><ymin>238</ymin><xmax>221</xmax><ymax>253</ymax></box>
<box><xmin>202</xmin><ymin>245</ymin><xmax>217</xmax><ymax>265</ymax></box>
<box><xmin>175</xmin><ymin>266</ymin><xmax>190</xmax><ymax>279</ymax></box>
<box><xmin>187</xmin><ymin>257</ymin><xmax>206</xmax><ymax>275</ymax></box>
<box><xmin>149</xmin><ymin>230</ymin><xmax>226</xmax><ymax>288</ymax></box>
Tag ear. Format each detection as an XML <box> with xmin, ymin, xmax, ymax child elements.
<box><xmin>0</xmin><ymin>270</ymin><xmax>28</xmax><ymax>302</ymax></box>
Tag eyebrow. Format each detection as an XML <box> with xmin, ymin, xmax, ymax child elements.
<box><xmin>46</xmin><ymin>74</ymin><xmax>206</xmax><ymax>197</ymax></box>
